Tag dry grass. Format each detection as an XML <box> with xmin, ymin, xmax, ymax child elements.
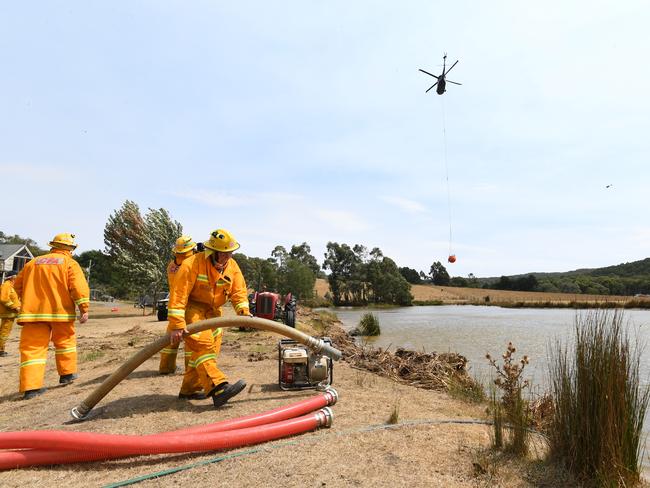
<box><xmin>0</xmin><ymin>305</ymin><xmax>600</xmax><ymax>487</ymax></box>
<box><xmin>315</xmin><ymin>278</ymin><xmax>649</xmax><ymax>307</ymax></box>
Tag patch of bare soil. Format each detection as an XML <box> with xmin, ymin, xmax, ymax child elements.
<box><xmin>0</xmin><ymin>306</ymin><xmax>560</xmax><ymax>487</ymax></box>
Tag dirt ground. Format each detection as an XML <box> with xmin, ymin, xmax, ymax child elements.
<box><xmin>0</xmin><ymin>302</ymin><xmax>568</xmax><ymax>487</ymax></box>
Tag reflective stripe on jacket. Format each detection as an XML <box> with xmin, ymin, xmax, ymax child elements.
<box><xmin>13</xmin><ymin>250</ymin><xmax>90</xmax><ymax>323</ymax></box>
<box><xmin>168</xmin><ymin>252</ymin><xmax>249</xmax><ymax>331</ymax></box>
<box><xmin>0</xmin><ymin>280</ymin><xmax>20</xmax><ymax>318</ymax></box>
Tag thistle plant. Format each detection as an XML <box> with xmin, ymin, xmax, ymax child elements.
<box><xmin>486</xmin><ymin>342</ymin><xmax>531</xmax><ymax>455</ymax></box>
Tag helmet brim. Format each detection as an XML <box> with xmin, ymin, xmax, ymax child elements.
<box><xmin>49</xmin><ymin>242</ymin><xmax>77</xmax><ymax>250</ymax></box>
<box><xmin>203</xmin><ymin>241</ymin><xmax>240</xmax><ymax>253</ymax></box>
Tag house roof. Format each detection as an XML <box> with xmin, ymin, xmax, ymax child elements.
<box><xmin>0</xmin><ymin>244</ymin><xmax>32</xmax><ymax>260</ymax></box>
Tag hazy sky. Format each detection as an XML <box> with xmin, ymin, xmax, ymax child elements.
<box><xmin>2</xmin><ymin>1</ymin><xmax>648</xmax><ymax>277</ymax></box>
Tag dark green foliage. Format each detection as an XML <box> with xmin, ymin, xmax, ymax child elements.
<box><xmin>548</xmin><ymin>311</ymin><xmax>650</xmax><ymax>486</ymax></box>
<box><xmin>278</xmin><ymin>258</ymin><xmax>315</xmax><ymax>299</ymax></box>
<box><xmin>235</xmin><ymin>253</ymin><xmax>279</xmax><ymax>291</ymax></box>
<box><xmin>104</xmin><ymin>200</ymin><xmax>182</xmax><ymax>300</ymax></box>
<box><xmin>449</xmin><ymin>276</ymin><xmax>468</xmax><ymax>287</ymax></box>
<box><xmin>479</xmin><ymin>257</ymin><xmax>650</xmax><ymax>296</ymax></box>
<box><xmin>76</xmin><ymin>249</ymin><xmax>129</xmax><ymax>298</ymax></box>
<box><xmin>236</xmin><ymin>245</ymin><xmax>317</xmax><ymax>300</ymax></box>
<box><xmin>289</xmin><ymin>242</ymin><xmax>323</xmax><ymax>277</ymax></box>
<box><xmin>494</xmin><ymin>274</ymin><xmax>538</xmax><ymax>291</ymax></box>
<box><xmin>322</xmin><ymin>242</ymin><xmax>412</xmax><ymax>306</ymax></box>
<box><xmin>429</xmin><ymin>261</ymin><xmax>450</xmax><ymax>286</ymax></box>
<box><xmin>399</xmin><ymin>266</ymin><xmax>422</xmax><ymax>284</ymax></box>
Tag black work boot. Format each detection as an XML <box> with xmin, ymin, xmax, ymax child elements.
<box><xmin>178</xmin><ymin>391</ymin><xmax>207</xmax><ymax>400</ymax></box>
<box><xmin>23</xmin><ymin>388</ymin><xmax>47</xmax><ymax>400</ymax></box>
<box><xmin>209</xmin><ymin>379</ymin><xmax>246</xmax><ymax>408</ymax></box>
<box><xmin>59</xmin><ymin>373</ymin><xmax>79</xmax><ymax>385</ymax></box>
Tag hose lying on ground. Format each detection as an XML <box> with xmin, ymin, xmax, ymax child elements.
<box><xmin>0</xmin><ymin>390</ymin><xmax>337</xmax><ymax>470</ymax></box>
<box><xmin>70</xmin><ymin>316</ymin><xmax>342</xmax><ymax>421</ymax></box>
<box><xmin>2</xmin><ymin>390</ymin><xmax>338</xmax><ymax>446</ymax></box>
<box><xmin>0</xmin><ymin>408</ymin><xmax>334</xmax><ymax>470</ymax></box>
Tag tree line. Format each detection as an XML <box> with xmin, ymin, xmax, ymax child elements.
<box><xmin>5</xmin><ymin>200</ymin><xmax>650</xmax><ymax>301</ymax></box>
<box><xmin>5</xmin><ymin>202</ymin><xmax>409</xmax><ymax>305</ymax></box>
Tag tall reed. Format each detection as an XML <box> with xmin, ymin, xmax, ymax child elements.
<box><xmin>548</xmin><ymin>310</ymin><xmax>650</xmax><ymax>486</ymax></box>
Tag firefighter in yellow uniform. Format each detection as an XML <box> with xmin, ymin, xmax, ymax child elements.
<box><xmin>168</xmin><ymin>228</ymin><xmax>249</xmax><ymax>407</ymax></box>
<box><xmin>0</xmin><ymin>271</ymin><xmax>21</xmax><ymax>357</ymax></box>
<box><xmin>159</xmin><ymin>235</ymin><xmax>197</xmax><ymax>374</ymax></box>
<box><xmin>13</xmin><ymin>233</ymin><xmax>90</xmax><ymax>400</ymax></box>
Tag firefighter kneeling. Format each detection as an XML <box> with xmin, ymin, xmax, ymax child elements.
<box><xmin>168</xmin><ymin>228</ymin><xmax>249</xmax><ymax>407</ymax></box>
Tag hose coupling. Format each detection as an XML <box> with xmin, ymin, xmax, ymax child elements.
<box><xmin>70</xmin><ymin>403</ymin><xmax>91</xmax><ymax>421</ymax></box>
<box><xmin>317</xmin><ymin>406</ymin><xmax>334</xmax><ymax>428</ymax></box>
<box><xmin>324</xmin><ymin>387</ymin><xmax>338</xmax><ymax>406</ymax></box>
<box><xmin>310</xmin><ymin>338</ymin><xmax>342</xmax><ymax>361</ymax></box>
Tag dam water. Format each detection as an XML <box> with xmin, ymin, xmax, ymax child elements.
<box><xmin>328</xmin><ymin>305</ymin><xmax>650</xmax><ymax>385</ymax></box>
<box><xmin>328</xmin><ymin>305</ymin><xmax>650</xmax><ymax>470</ymax></box>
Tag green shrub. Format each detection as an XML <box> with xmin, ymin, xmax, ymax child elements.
<box><xmin>357</xmin><ymin>312</ymin><xmax>381</xmax><ymax>336</ymax></box>
<box><xmin>548</xmin><ymin>310</ymin><xmax>650</xmax><ymax>486</ymax></box>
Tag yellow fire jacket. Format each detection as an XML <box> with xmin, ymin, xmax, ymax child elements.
<box><xmin>14</xmin><ymin>249</ymin><xmax>90</xmax><ymax>323</ymax></box>
<box><xmin>0</xmin><ymin>280</ymin><xmax>21</xmax><ymax>318</ymax></box>
<box><xmin>166</xmin><ymin>252</ymin><xmax>193</xmax><ymax>293</ymax></box>
<box><xmin>167</xmin><ymin>252</ymin><xmax>249</xmax><ymax>331</ymax></box>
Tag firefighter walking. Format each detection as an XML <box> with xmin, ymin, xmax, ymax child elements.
<box><xmin>168</xmin><ymin>228</ymin><xmax>249</xmax><ymax>407</ymax></box>
<box><xmin>13</xmin><ymin>233</ymin><xmax>90</xmax><ymax>400</ymax></box>
<box><xmin>0</xmin><ymin>271</ymin><xmax>21</xmax><ymax>357</ymax></box>
<box><xmin>159</xmin><ymin>235</ymin><xmax>197</xmax><ymax>374</ymax></box>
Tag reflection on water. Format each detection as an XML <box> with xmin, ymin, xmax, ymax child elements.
<box><xmin>328</xmin><ymin>305</ymin><xmax>650</xmax><ymax>386</ymax></box>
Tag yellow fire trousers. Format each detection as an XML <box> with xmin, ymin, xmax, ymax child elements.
<box><xmin>159</xmin><ymin>322</ymin><xmax>191</xmax><ymax>374</ymax></box>
<box><xmin>179</xmin><ymin>303</ymin><xmax>225</xmax><ymax>396</ymax></box>
<box><xmin>19</xmin><ymin>321</ymin><xmax>77</xmax><ymax>392</ymax></box>
<box><xmin>0</xmin><ymin>318</ymin><xmax>15</xmax><ymax>352</ymax></box>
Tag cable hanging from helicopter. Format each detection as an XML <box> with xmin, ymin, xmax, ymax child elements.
<box><xmin>419</xmin><ymin>53</ymin><xmax>461</xmax><ymax>264</ymax></box>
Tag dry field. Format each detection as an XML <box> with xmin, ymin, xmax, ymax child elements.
<box><xmin>315</xmin><ymin>278</ymin><xmax>650</xmax><ymax>306</ymax></box>
<box><xmin>0</xmin><ymin>302</ymin><xmax>565</xmax><ymax>487</ymax></box>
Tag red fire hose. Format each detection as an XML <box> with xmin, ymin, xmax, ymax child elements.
<box><xmin>0</xmin><ymin>408</ymin><xmax>333</xmax><ymax>470</ymax></box>
<box><xmin>0</xmin><ymin>390</ymin><xmax>336</xmax><ymax>470</ymax></box>
<box><xmin>167</xmin><ymin>388</ymin><xmax>337</xmax><ymax>436</ymax></box>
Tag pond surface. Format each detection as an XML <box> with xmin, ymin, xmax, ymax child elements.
<box><xmin>327</xmin><ymin>305</ymin><xmax>650</xmax><ymax>388</ymax></box>
<box><xmin>327</xmin><ymin>305</ymin><xmax>650</xmax><ymax>470</ymax></box>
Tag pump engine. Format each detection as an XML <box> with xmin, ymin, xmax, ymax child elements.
<box><xmin>278</xmin><ymin>338</ymin><xmax>333</xmax><ymax>390</ymax></box>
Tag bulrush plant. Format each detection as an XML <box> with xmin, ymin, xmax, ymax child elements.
<box><xmin>486</xmin><ymin>342</ymin><xmax>531</xmax><ymax>455</ymax></box>
<box><xmin>548</xmin><ymin>310</ymin><xmax>650</xmax><ymax>486</ymax></box>
<box><xmin>356</xmin><ymin>312</ymin><xmax>381</xmax><ymax>336</ymax></box>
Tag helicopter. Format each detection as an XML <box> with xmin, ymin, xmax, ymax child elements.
<box><xmin>419</xmin><ymin>54</ymin><xmax>461</xmax><ymax>95</ymax></box>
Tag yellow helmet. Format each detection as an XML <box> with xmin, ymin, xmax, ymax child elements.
<box><xmin>48</xmin><ymin>233</ymin><xmax>77</xmax><ymax>250</ymax></box>
<box><xmin>204</xmin><ymin>229</ymin><xmax>240</xmax><ymax>253</ymax></box>
<box><xmin>173</xmin><ymin>235</ymin><xmax>196</xmax><ymax>254</ymax></box>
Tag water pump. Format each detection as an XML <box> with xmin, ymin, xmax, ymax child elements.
<box><xmin>278</xmin><ymin>338</ymin><xmax>334</xmax><ymax>390</ymax></box>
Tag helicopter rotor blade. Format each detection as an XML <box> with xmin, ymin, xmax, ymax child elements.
<box><xmin>447</xmin><ymin>80</ymin><xmax>462</xmax><ymax>86</ymax></box>
<box><xmin>425</xmin><ymin>82</ymin><xmax>438</xmax><ymax>93</ymax></box>
<box><xmin>419</xmin><ymin>69</ymin><xmax>439</xmax><ymax>79</ymax></box>
<box><xmin>444</xmin><ymin>60</ymin><xmax>459</xmax><ymax>76</ymax></box>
